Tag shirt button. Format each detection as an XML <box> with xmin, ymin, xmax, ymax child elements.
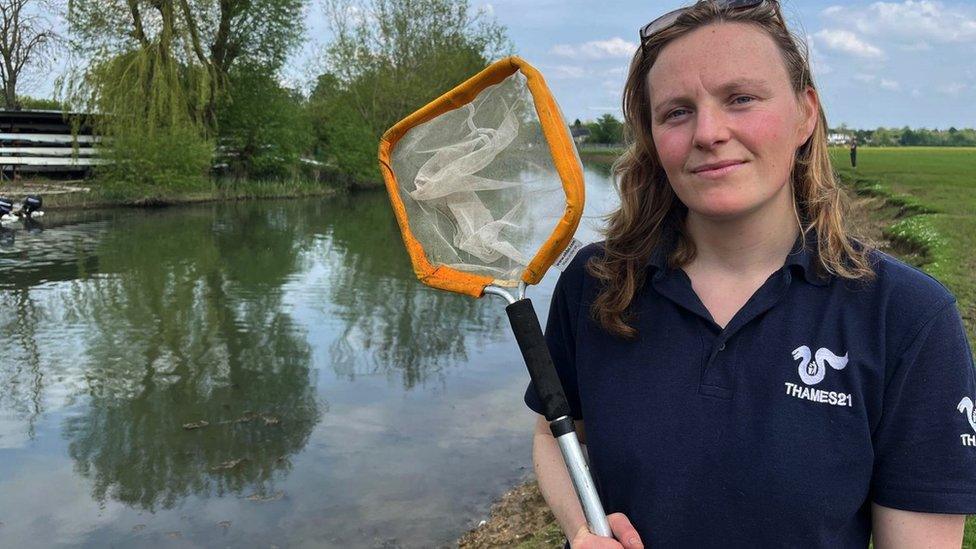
<box><xmin>718</xmin><ymin>343</ymin><xmax>726</xmax><ymax>351</ymax></box>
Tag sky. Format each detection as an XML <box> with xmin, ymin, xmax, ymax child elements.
<box><xmin>465</xmin><ymin>0</ymin><xmax>976</xmax><ymax>130</ymax></box>
<box><xmin>30</xmin><ymin>0</ymin><xmax>976</xmax><ymax>130</ymax></box>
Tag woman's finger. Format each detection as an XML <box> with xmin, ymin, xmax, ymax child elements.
<box><xmin>607</xmin><ymin>512</ymin><xmax>644</xmax><ymax>549</ymax></box>
<box><xmin>571</xmin><ymin>523</ymin><xmax>625</xmax><ymax>548</ymax></box>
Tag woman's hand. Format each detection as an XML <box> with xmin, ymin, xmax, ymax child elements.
<box><xmin>570</xmin><ymin>513</ymin><xmax>645</xmax><ymax>548</ymax></box>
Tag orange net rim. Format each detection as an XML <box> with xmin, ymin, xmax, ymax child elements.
<box><xmin>377</xmin><ymin>55</ymin><xmax>584</xmax><ymax>298</ymax></box>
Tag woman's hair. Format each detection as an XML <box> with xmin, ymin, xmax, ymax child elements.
<box><xmin>588</xmin><ymin>0</ymin><xmax>876</xmax><ymax>339</ymax></box>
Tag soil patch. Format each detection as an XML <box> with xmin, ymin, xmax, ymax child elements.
<box><xmin>458</xmin><ymin>480</ymin><xmax>563</xmax><ymax>549</ymax></box>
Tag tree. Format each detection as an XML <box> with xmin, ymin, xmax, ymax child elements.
<box><xmin>311</xmin><ymin>0</ymin><xmax>512</xmax><ymax>184</ymax></box>
<box><xmin>216</xmin><ymin>63</ymin><xmax>312</xmax><ymax>180</ymax></box>
<box><xmin>899</xmin><ymin>126</ymin><xmax>919</xmax><ymax>146</ymax></box>
<box><xmin>63</xmin><ymin>0</ymin><xmax>306</xmax><ymax>131</ymax></box>
<box><xmin>307</xmin><ymin>73</ymin><xmax>378</xmax><ymax>183</ymax></box>
<box><xmin>59</xmin><ymin>0</ymin><xmax>308</xmax><ymax>188</ymax></box>
<box><xmin>585</xmin><ymin>113</ymin><xmax>623</xmax><ymax>144</ymax></box>
<box><xmin>0</xmin><ymin>0</ymin><xmax>61</xmax><ymax>109</ymax></box>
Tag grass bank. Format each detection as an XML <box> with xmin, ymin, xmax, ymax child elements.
<box><xmin>462</xmin><ymin>146</ymin><xmax>976</xmax><ymax>548</ymax></box>
<box><xmin>578</xmin><ymin>146</ymin><xmax>626</xmax><ymax>173</ymax></box>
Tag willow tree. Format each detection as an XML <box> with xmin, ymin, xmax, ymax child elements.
<box><xmin>58</xmin><ymin>0</ymin><xmax>306</xmax><ymax>188</ymax></box>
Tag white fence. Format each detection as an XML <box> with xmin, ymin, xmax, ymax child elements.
<box><xmin>0</xmin><ymin>110</ymin><xmax>105</xmax><ymax>177</ymax></box>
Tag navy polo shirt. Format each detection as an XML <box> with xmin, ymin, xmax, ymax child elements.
<box><xmin>524</xmin><ymin>231</ymin><xmax>976</xmax><ymax>547</ymax></box>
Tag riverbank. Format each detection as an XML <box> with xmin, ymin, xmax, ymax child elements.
<box><xmin>461</xmin><ymin>147</ymin><xmax>976</xmax><ymax>547</ymax></box>
<box><xmin>0</xmin><ymin>177</ymin><xmax>348</xmax><ymax>211</ymax></box>
<box><xmin>577</xmin><ymin>148</ymin><xmax>624</xmax><ymax>174</ymax></box>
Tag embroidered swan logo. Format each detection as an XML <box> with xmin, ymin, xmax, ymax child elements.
<box><xmin>791</xmin><ymin>345</ymin><xmax>849</xmax><ymax>385</ymax></box>
<box><xmin>957</xmin><ymin>397</ymin><xmax>976</xmax><ymax>434</ymax></box>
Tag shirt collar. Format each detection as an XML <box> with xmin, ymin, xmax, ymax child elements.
<box><xmin>648</xmin><ymin>228</ymin><xmax>829</xmax><ymax>287</ymax></box>
<box><xmin>785</xmin><ymin>230</ymin><xmax>830</xmax><ymax>286</ymax></box>
<box><xmin>647</xmin><ymin>228</ymin><xmax>676</xmax><ymax>274</ymax></box>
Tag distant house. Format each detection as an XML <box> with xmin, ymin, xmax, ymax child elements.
<box><xmin>570</xmin><ymin>125</ymin><xmax>590</xmax><ymax>145</ymax></box>
<box><xmin>827</xmin><ymin>132</ymin><xmax>852</xmax><ymax>145</ymax></box>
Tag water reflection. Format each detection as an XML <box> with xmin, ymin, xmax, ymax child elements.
<box><xmin>52</xmin><ymin>205</ymin><xmax>319</xmax><ymax>511</ymax></box>
<box><xmin>0</xmin><ymin>288</ymin><xmax>44</xmax><ymax>439</ymax></box>
<box><xmin>0</xmin><ymin>207</ymin><xmax>316</xmax><ymax>512</ymax></box>
<box><xmin>318</xmin><ymin>194</ymin><xmax>507</xmax><ymax>388</ymax></box>
<box><xmin>0</xmin><ymin>165</ymin><xmax>618</xmax><ymax>546</ymax></box>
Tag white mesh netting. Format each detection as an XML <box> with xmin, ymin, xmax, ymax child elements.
<box><xmin>391</xmin><ymin>72</ymin><xmax>576</xmax><ymax>285</ymax></box>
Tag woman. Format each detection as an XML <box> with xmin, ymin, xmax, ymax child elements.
<box><xmin>524</xmin><ymin>1</ymin><xmax>976</xmax><ymax>547</ymax></box>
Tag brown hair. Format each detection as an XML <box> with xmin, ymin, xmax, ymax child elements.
<box><xmin>588</xmin><ymin>0</ymin><xmax>876</xmax><ymax>339</ymax></box>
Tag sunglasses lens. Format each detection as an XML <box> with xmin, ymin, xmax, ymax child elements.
<box><xmin>640</xmin><ymin>9</ymin><xmax>684</xmax><ymax>40</ymax></box>
<box><xmin>723</xmin><ymin>0</ymin><xmax>761</xmax><ymax>7</ymax></box>
<box><xmin>639</xmin><ymin>0</ymin><xmax>774</xmax><ymax>45</ymax></box>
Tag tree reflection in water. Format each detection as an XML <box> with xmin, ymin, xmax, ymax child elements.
<box><xmin>60</xmin><ymin>203</ymin><xmax>319</xmax><ymax>511</ymax></box>
<box><xmin>316</xmin><ymin>193</ymin><xmax>508</xmax><ymax>389</ymax></box>
<box><xmin>1</xmin><ymin>192</ymin><xmax>513</xmax><ymax>513</ymax></box>
<box><xmin>0</xmin><ymin>289</ymin><xmax>45</xmax><ymax>440</ymax></box>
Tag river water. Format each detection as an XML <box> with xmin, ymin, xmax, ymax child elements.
<box><xmin>0</xmin><ymin>165</ymin><xmax>617</xmax><ymax>548</ymax></box>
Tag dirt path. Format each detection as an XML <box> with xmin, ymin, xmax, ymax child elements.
<box><xmin>458</xmin><ymin>193</ymin><xmax>902</xmax><ymax>548</ymax></box>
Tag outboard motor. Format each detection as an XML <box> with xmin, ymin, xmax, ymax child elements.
<box><xmin>22</xmin><ymin>195</ymin><xmax>42</xmax><ymax>218</ymax></box>
<box><xmin>0</xmin><ymin>196</ymin><xmax>15</xmax><ymax>224</ymax></box>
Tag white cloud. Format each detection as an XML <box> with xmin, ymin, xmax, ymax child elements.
<box><xmin>543</xmin><ymin>65</ymin><xmax>588</xmax><ymax>79</ymax></box>
<box><xmin>549</xmin><ymin>37</ymin><xmax>637</xmax><ymax>59</ymax></box>
<box><xmin>823</xmin><ymin>1</ymin><xmax>976</xmax><ymax>45</ymax></box>
<box><xmin>602</xmin><ymin>77</ymin><xmax>622</xmax><ymax>97</ymax></box>
<box><xmin>549</xmin><ymin>44</ymin><xmax>576</xmax><ymax>57</ymax></box>
<box><xmin>880</xmin><ymin>78</ymin><xmax>901</xmax><ymax>91</ymax></box>
<box><xmin>937</xmin><ymin>82</ymin><xmax>967</xmax><ymax>95</ymax></box>
<box><xmin>851</xmin><ymin>74</ymin><xmax>899</xmax><ymax>91</ymax></box>
<box><xmin>805</xmin><ymin>34</ymin><xmax>834</xmax><ymax>78</ymax></box>
<box><xmin>814</xmin><ymin>29</ymin><xmax>885</xmax><ymax>58</ymax></box>
<box><xmin>900</xmin><ymin>41</ymin><xmax>933</xmax><ymax>51</ymax></box>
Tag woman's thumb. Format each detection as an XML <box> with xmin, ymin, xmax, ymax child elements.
<box><xmin>606</xmin><ymin>512</ymin><xmax>644</xmax><ymax>549</ymax></box>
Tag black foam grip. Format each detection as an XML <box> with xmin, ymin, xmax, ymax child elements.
<box><xmin>506</xmin><ymin>298</ymin><xmax>571</xmax><ymax>421</ymax></box>
<box><xmin>549</xmin><ymin>415</ymin><xmax>576</xmax><ymax>438</ymax></box>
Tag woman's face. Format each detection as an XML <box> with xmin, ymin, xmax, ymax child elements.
<box><xmin>647</xmin><ymin>22</ymin><xmax>817</xmax><ymax>221</ymax></box>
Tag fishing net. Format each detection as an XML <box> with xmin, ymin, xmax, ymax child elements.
<box><xmin>377</xmin><ymin>56</ymin><xmax>611</xmax><ymax>538</ymax></box>
<box><xmin>379</xmin><ymin>56</ymin><xmax>584</xmax><ymax>297</ymax></box>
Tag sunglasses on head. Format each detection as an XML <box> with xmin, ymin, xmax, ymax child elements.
<box><xmin>639</xmin><ymin>0</ymin><xmax>781</xmax><ymax>54</ymax></box>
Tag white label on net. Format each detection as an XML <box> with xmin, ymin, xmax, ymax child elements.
<box><xmin>553</xmin><ymin>238</ymin><xmax>584</xmax><ymax>272</ymax></box>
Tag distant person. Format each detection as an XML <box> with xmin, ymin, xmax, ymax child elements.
<box><xmin>850</xmin><ymin>137</ymin><xmax>858</xmax><ymax>168</ymax></box>
<box><xmin>524</xmin><ymin>1</ymin><xmax>976</xmax><ymax>548</ymax></box>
